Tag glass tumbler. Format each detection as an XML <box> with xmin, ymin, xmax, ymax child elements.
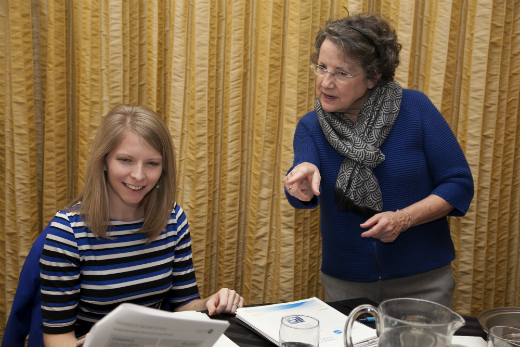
<box><xmin>487</xmin><ymin>326</ymin><xmax>520</xmax><ymax>347</ymax></box>
<box><xmin>279</xmin><ymin>315</ymin><xmax>320</xmax><ymax>347</ymax></box>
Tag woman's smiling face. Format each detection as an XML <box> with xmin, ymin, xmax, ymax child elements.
<box><xmin>316</xmin><ymin>39</ymin><xmax>375</xmax><ymax>120</ymax></box>
<box><xmin>105</xmin><ymin>131</ymin><xmax>163</xmax><ymax>221</ymax></box>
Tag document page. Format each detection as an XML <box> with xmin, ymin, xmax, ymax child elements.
<box><xmin>451</xmin><ymin>336</ymin><xmax>486</xmax><ymax>347</ymax></box>
<box><xmin>171</xmin><ymin>311</ymin><xmax>239</xmax><ymax>347</ymax></box>
<box><xmin>236</xmin><ymin>297</ymin><xmax>377</xmax><ymax>347</ymax></box>
<box><xmin>83</xmin><ymin>303</ymin><xmax>229</xmax><ymax>347</ymax></box>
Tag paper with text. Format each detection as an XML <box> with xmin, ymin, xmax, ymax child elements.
<box><xmin>171</xmin><ymin>311</ymin><xmax>239</xmax><ymax>347</ymax></box>
<box><xmin>83</xmin><ymin>303</ymin><xmax>229</xmax><ymax>347</ymax></box>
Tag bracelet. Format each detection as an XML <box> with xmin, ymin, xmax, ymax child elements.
<box><xmin>397</xmin><ymin>209</ymin><xmax>412</xmax><ymax>230</ymax></box>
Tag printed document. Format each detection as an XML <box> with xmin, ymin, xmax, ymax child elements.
<box><xmin>451</xmin><ymin>336</ymin><xmax>486</xmax><ymax>347</ymax></box>
<box><xmin>236</xmin><ymin>297</ymin><xmax>377</xmax><ymax>347</ymax></box>
<box><xmin>83</xmin><ymin>303</ymin><xmax>230</xmax><ymax>347</ymax></box>
<box><xmin>171</xmin><ymin>311</ymin><xmax>239</xmax><ymax>347</ymax></box>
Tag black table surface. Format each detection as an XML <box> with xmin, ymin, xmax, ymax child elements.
<box><xmin>206</xmin><ymin>298</ymin><xmax>487</xmax><ymax>347</ymax></box>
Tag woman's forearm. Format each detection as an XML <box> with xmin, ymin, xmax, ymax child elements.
<box><xmin>173</xmin><ymin>297</ymin><xmax>210</xmax><ymax>312</ymax></box>
<box><xmin>360</xmin><ymin>194</ymin><xmax>455</xmax><ymax>242</ymax></box>
<box><xmin>402</xmin><ymin>194</ymin><xmax>454</xmax><ymax>228</ymax></box>
<box><xmin>43</xmin><ymin>332</ymin><xmax>78</xmax><ymax>347</ymax></box>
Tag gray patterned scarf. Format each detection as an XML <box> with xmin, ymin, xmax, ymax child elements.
<box><xmin>316</xmin><ymin>81</ymin><xmax>402</xmax><ymax>218</ymax></box>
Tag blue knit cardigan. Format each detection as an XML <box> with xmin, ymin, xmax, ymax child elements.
<box><xmin>286</xmin><ymin>89</ymin><xmax>474</xmax><ymax>281</ymax></box>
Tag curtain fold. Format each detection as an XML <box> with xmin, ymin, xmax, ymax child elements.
<box><xmin>0</xmin><ymin>0</ymin><xmax>40</xmax><ymax>332</ymax></box>
<box><xmin>42</xmin><ymin>0</ymin><xmax>68</xmax><ymax>228</ymax></box>
<box><xmin>1</xmin><ymin>0</ymin><xmax>520</xmax><ymax>337</ymax></box>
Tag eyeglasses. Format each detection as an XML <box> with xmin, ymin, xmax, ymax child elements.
<box><xmin>310</xmin><ymin>64</ymin><xmax>362</xmax><ymax>82</ymax></box>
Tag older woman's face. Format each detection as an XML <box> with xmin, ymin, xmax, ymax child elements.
<box><xmin>316</xmin><ymin>39</ymin><xmax>375</xmax><ymax>119</ymax></box>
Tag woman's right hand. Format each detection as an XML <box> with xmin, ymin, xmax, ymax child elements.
<box><xmin>77</xmin><ymin>334</ymin><xmax>89</xmax><ymax>346</ymax></box>
<box><xmin>284</xmin><ymin>162</ymin><xmax>321</xmax><ymax>201</ymax></box>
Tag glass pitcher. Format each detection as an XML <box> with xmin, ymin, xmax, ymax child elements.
<box><xmin>344</xmin><ymin>298</ymin><xmax>465</xmax><ymax>347</ymax></box>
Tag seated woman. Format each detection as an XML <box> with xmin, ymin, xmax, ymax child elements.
<box><xmin>40</xmin><ymin>104</ymin><xmax>244</xmax><ymax>346</ymax></box>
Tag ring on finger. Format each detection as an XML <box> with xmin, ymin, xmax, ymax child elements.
<box><xmin>233</xmin><ymin>303</ymin><xmax>240</xmax><ymax>308</ymax></box>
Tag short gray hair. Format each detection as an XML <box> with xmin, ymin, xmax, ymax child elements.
<box><xmin>312</xmin><ymin>13</ymin><xmax>401</xmax><ymax>85</ymax></box>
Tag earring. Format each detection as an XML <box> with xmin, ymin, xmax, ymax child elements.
<box><xmin>156</xmin><ymin>184</ymin><xmax>160</xmax><ymax>189</ymax></box>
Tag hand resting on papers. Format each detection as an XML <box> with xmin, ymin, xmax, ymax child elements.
<box><xmin>206</xmin><ymin>288</ymin><xmax>245</xmax><ymax>315</ymax></box>
<box><xmin>175</xmin><ymin>288</ymin><xmax>245</xmax><ymax>315</ymax></box>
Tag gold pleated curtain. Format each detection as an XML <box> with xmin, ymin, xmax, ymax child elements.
<box><xmin>1</xmin><ymin>0</ymin><xmax>519</xmax><ymax>337</ymax></box>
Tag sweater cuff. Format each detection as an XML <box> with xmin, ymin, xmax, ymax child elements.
<box><xmin>285</xmin><ymin>188</ymin><xmax>319</xmax><ymax>209</ymax></box>
<box><xmin>432</xmin><ymin>183</ymin><xmax>473</xmax><ymax>216</ymax></box>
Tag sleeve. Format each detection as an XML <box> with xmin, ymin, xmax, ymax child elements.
<box><xmin>2</xmin><ymin>229</ymin><xmax>47</xmax><ymax>346</ymax></box>
<box><xmin>285</xmin><ymin>119</ymin><xmax>321</xmax><ymax>210</ymax></box>
<box><xmin>168</xmin><ymin>204</ymin><xmax>201</xmax><ymax>310</ymax></box>
<box><xmin>39</xmin><ymin>212</ymin><xmax>81</xmax><ymax>334</ymax></box>
<box><xmin>420</xmin><ymin>95</ymin><xmax>475</xmax><ymax>216</ymax></box>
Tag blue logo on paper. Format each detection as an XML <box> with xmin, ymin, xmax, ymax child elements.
<box><xmin>287</xmin><ymin>316</ymin><xmax>306</xmax><ymax>324</ymax></box>
<box><xmin>334</xmin><ymin>330</ymin><xmax>342</xmax><ymax>334</ymax></box>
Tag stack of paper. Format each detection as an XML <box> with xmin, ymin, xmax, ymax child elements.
<box><xmin>451</xmin><ymin>336</ymin><xmax>486</xmax><ymax>347</ymax></box>
<box><xmin>83</xmin><ymin>303</ymin><xmax>230</xmax><ymax>347</ymax></box>
<box><xmin>172</xmin><ymin>311</ymin><xmax>239</xmax><ymax>347</ymax></box>
<box><xmin>236</xmin><ymin>297</ymin><xmax>377</xmax><ymax>347</ymax></box>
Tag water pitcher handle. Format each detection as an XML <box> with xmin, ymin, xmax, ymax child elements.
<box><xmin>344</xmin><ymin>304</ymin><xmax>379</xmax><ymax>347</ymax></box>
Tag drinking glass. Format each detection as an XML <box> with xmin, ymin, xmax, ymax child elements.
<box><xmin>279</xmin><ymin>315</ymin><xmax>320</xmax><ymax>347</ymax></box>
<box><xmin>487</xmin><ymin>326</ymin><xmax>520</xmax><ymax>347</ymax></box>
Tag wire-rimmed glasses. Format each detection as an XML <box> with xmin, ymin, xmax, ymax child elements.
<box><xmin>309</xmin><ymin>64</ymin><xmax>361</xmax><ymax>82</ymax></box>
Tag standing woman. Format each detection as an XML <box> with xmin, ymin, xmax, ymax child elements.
<box><xmin>41</xmin><ymin>105</ymin><xmax>244</xmax><ymax>346</ymax></box>
<box><xmin>284</xmin><ymin>13</ymin><xmax>474</xmax><ymax>308</ymax></box>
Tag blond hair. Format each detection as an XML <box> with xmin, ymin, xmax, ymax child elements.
<box><xmin>68</xmin><ymin>104</ymin><xmax>176</xmax><ymax>241</ymax></box>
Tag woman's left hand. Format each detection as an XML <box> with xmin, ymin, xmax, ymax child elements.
<box><xmin>206</xmin><ymin>288</ymin><xmax>244</xmax><ymax>315</ymax></box>
<box><xmin>360</xmin><ymin>210</ymin><xmax>410</xmax><ymax>243</ymax></box>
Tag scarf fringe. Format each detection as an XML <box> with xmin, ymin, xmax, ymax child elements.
<box><xmin>334</xmin><ymin>188</ymin><xmax>380</xmax><ymax>219</ymax></box>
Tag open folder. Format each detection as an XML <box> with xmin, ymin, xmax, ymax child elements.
<box><xmin>235</xmin><ymin>297</ymin><xmax>377</xmax><ymax>347</ymax></box>
<box><xmin>83</xmin><ymin>303</ymin><xmax>230</xmax><ymax>347</ymax></box>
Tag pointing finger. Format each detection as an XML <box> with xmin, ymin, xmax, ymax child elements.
<box><xmin>311</xmin><ymin>172</ymin><xmax>321</xmax><ymax>196</ymax></box>
<box><xmin>285</xmin><ymin>170</ymin><xmax>306</xmax><ymax>185</ymax></box>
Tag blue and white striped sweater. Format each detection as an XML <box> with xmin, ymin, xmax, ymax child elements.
<box><xmin>40</xmin><ymin>203</ymin><xmax>200</xmax><ymax>336</ymax></box>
